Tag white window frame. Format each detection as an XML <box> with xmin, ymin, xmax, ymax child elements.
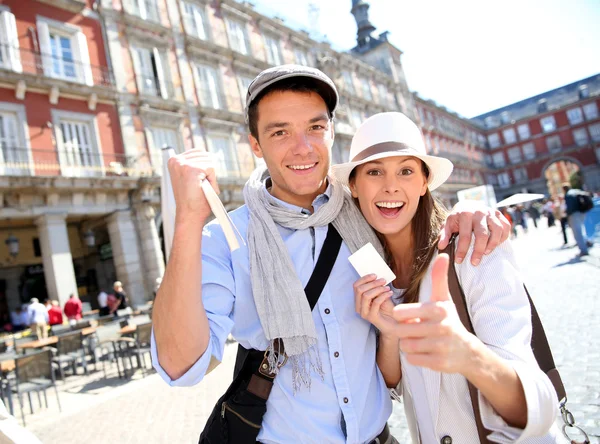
<box><xmin>37</xmin><ymin>17</ymin><xmax>93</xmax><ymax>86</ymax></box>
<box><xmin>566</xmin><ymin>107</ymin><xmax>584</xmax><ymax>125</ymax></box>
<box><xmin>51</xmin><ymin>110</ymin><xmax>103</xmax><ymax>178</ymax></box>
<box><xmin>194</xmin><ymin>63</ymin><xmax>224</xmax><ymax>110</ymax></box>
<box><xmin>522</xmin><ymin>142</ymin><xmax>535</xmax><ymax>160</ymax></box>
<box><xmin>263</xmin><ymin>34</ymin><xmax>282</xmax><ymax>65</ymax></box>
<box><xmin>206</xmin><ymin>133</ymin><xmax>239</xmax><ymax>177</ymax></box>
<box><xmin>507</xmin><ymin>146</ymin><xmax>522</xmax><ymax>164</ymax></box>
<box><xmin>487</xmin><ymin>133</ymin><xmax>500</xmax><ymax>149</ymax></box>
<box><xmin>540</xmin><ymin>115</ymin><xmax>556</xmax><ymax>133</ymax></box>
<box><xmin>377</xmin><ymin>84</ymin><xmax>388</xmax><ymax>107</ymax></box>
<box><xmin>546</xmin><ymin>135</ymin><xmax>562</xmax><ymax>153</ymax></box>
<box><xmin>131</xmin><ymin>45</ymin><xmax>170</xmax><ymax>99</ymax></box>
<box><xmin>182</xmin><ymin>1</ymin><xmax>209</xmax><ymax>41</ymax></box>
<box><xmin>0</xmin><ymin>102</ymin><xmax>32</xmax><ymax>176</ymax></box>
<box><xmin>517</xmin><ymin>123</ymin><xmax>530</xmax><ymax>140</ymax></box>
<box><xmin>492</xmin><ymin>152</ymin><xmax>505</xmax><ymax>168</ymax></box>
<box><xmin>497</xmin><ymin>172</ymin><xmax>510</xmax><ymax>188</ymax></box>
<box><xmin>572</xmin><ymin>128</ymin><xmax>588</xmax><ymax>146</ymax></box>
<box><xmin>350</xmin><ymin>108</ymin><xmax>362</xmax><ymax>129</ymax></box>
<box><xmin>0</xmin><ymin>10</ymin><xmax>22</xmax><ymax>73</ymax></box>
<box><xmin>127</xmin><ymin>0</ymin><xmax>160</xmax><ymax>22</ymax></box>
<box><xmin>583</xmin><ymin>102</ymin><xmax>599</xmax><ymax>121</ymax></box>
<box><xmin>237</xmin><ymin>74</ymin><xmax>253</xmax><ymax>107</ymax></box>
<box><xmin>293</xmin><ymin>48</ymin><xmax>309</xmax><ymax>66</ymax></box>
<box><xmin>146</xmin><ymin>125</ymin><xmax>183</xmax><ymax>172</ymax></box>
<box><xmin>226</xmin><ymin>18</ymin><xmax>250</xmax><ymax>56</ymax></box>
<box><xmin>360</xmin><ymin>77</ymin><xmax>372</xmax><ymax>101</ymax></box>
<box><xmin>513</xmin><ymin>167</ymin><xmax>528</xmax><ymax>184</ymax></box>
<box><xmin>502</xmin><ymin>128</ymin><xmax>517</xmax><ymax>145</ymax></box>
<box><xmin>589</xmin><ymin>123</ymin><xmax>600</xmax><ymax>142</ymax></box>
<box><xmin>342</xmin><ymin>71</ymin><xmax>354</xmax><ymax>94</ymax></box>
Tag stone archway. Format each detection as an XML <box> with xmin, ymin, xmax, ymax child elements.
<box><xmin>542</xmin><ymin>157</ymin><xmax>582</xmax><ymax>197</ymax></box>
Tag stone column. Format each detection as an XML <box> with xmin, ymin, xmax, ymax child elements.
<box><xmin>106</xmin><ymin>211</ymin><xmax>147</xmax><ymax>308</ymax></box>
<box><xmin>35</xmin><ymin>214</ymin><xmax>78</xmax><ymax>308</ymax></box>
<box><xmin>134</xmin><ymin>203</ymin><xmax>165</xmax><ymax>297</ymax></box>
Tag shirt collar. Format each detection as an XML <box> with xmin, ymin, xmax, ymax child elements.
<box><xmin>262</xmin><ymin>178</ymin><xmax>333</xmax><ymax>215</ymax></box>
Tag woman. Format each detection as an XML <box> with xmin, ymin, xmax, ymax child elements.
<box><xmin>332</xmin><ymin>112</ymin><xmax>562</xmax><ymax>443</ymax></box>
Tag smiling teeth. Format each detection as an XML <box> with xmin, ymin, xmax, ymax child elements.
<box><xmin>289</xmin><ymin>164</ymin><xmax>316</xmax><ymax>170</ymax></box>
<box><xmin>376</xmin><ymin>202</ymin><xmax>404</xmax><ymax>209</ymax></box>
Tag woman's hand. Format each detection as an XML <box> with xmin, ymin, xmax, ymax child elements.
<box><xmin>353</xmin><ymin>275</ymin><xmax>397</xmax><ymax>336</ymax></box>
<box><xmin>391</xmin><ymin>254</ymin><xmax>478</xmax><ymax>374</ymax></box>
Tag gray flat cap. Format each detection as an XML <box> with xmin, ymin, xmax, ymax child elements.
<box><xmin>245</xmin><ymin>64</ymin><xmax>339</xmax><ymax>123</ymax></box>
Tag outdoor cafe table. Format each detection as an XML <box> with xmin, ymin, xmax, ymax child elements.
<box><xmin>16</xmin><ymin>325</ymin><xmax>138</xmax><ymax>351</ymax></box>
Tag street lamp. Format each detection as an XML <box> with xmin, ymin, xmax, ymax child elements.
<box><xmin>5</xmin><ymin>234</ymin><xmax>19</xmax><ymax>257</ymax></box>
<box><xmin>83</xmin><ymin>229</ymin><xmax>95</xmax><ymax>248</ymax></box>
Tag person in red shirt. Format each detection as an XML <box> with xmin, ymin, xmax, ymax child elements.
<box><xmin>44</xmin><ymin>299</ymin><xmax>64</xmax><ymax>326</ymax></box>
<box><xmin>63</xmin><ymin>294</ymin><xmax>82</xmax><ymax>321</ymax></box>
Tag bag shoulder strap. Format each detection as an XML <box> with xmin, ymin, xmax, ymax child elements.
<box><xmin>234</xmin><ymin>224</ymin><xmax>343</xmax><ymax>379</ymax></box>
<box><xmin>440</xmin><ymin>235</ymin><xmax>567</xmax><ymax>444</ymax></box>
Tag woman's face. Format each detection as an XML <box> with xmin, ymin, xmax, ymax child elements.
<box><xmin>349</xmin><ymin>156</ymin><xmax>428</xmax><ymax>236</ymax></box>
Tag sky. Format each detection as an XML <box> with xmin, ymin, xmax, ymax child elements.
<box><xmin>251</xmin><ymin>0</ymin><xmax>600</xmax><ymax>118</ymax></box>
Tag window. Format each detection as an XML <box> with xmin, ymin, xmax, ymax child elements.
<box><xmin>507</xmin><ymin>146</ymin><xmax>522</xmax><ymax>164</ymax></box>
<box><xmin>37</xmin><ymin>18</ymin><xmax>93</xmax><ymax>85</ymax></box>
<box><xmin>500</xmin><ymin>111</ymin><xmax>511</xmax><ymax>125</ymax></box>
<box><xmin>424</xmin><ymin>135</ymin><xmax>433</xmax><ymax>153</ymax></box>
<box><xmin>148</xmin><ymin>126</ymin><xmax>179</xmax><ymax>170</ymax></box>
<box><xmin>566</xmin><ymin>107</ymin><xmax>584</xmax><ymax>125</ymax></box>
<box><xmin>350</xmin><ymin>108</ymin><xmax>362</xmax><ymax>129</ymax></box>
<box><xmin>377</xmin><ymin>84</ymin><xmax>388</xmax><ymax>107</ymax></box>
<box><xmin>342</xmin><ymin>71</ymin><xmax>354</xmax><ymax>94</ymax></box>
<box><xmin>127</xmin><ymin>0</ymin><xmax>160</xmax><ymax>22</ymax></box>
<box><xmin>589</xmin><ymin>123</ymin><xmax>600</xmax><ymax>142</ymax></box>
<box><xmin>182</xmin><ymin>2</ymin><xmax>209</xmax><ymax>40</ymax></box>
<box><xmin>264</xmin><ymin>35</ymin><xmax>282</xmax><ymax>65</ymax></box>
<box><xmin>238</xmin><ymin>75</ymin><xmax>253</xmax><ymax>106</ymax></box>
<box><xmin>486</xmin><ymin>174</ymin><xmax>497</xmax><ymax>185</ymax></box>
<box><xmin>360</xmin><ymin>78</ymin><xmax>372</xmax><ymax>100</ymax></box>
<box><xmin>583</xmin><ymin>102</ymin><xmax>599</xmax><ymax>120</ymax></box>
<box><xmin>497</xmin><ymin>172</ymin><xmax>510</xmax><ymax>188</ymax></box>
<box><xmin>522</xmin><ymin>142</ymin><xmax>535</xmax><ymax>160</ymax></box>
<box><xmin>517</xmin><ymin>123</ymin><xmax>530</xmax><ymax>140</ymax></box>
<box><xmin>487</xmin><ymin>133</ymin><xmax>500</xmax><ymax>149</ymax></box>
<box><xmin>572</xmin><ymin>128</ymin><xmax>589</xmax><ymax>146</ymax></box>
<box><xmin>546</xmin><ymin>135</ymin><xmax>562</xmax><ymax>153</ymax></box>
<box><xmin>484</xmin><ymin>154</ymin><xmax>493</xmax><ymax>167</ymax></box>
<box><xmin>195</xmin><ymin>64</ymin><xmax>223</xmax><ymax>110</ymax></box>
<box><xmin>492</xmin><ymin>152</ymin><xmax>505</xmax><ymax>168</ymax></box>
<box><xmin>484</xmin><ymin>116</ymin><xmax>499</xmax><ymax>129</ymax></box>
<box><xmin>132</xmin><ymin>46</ymin><xmax>170</xmax><ymax>99</ymax></box>
<box><xmin>502</xmin><ymin>128</ymin><xmax>517</xmax><ymax>145</ymax></box>
<box><xmin>52</xmin><ymin>111</ymin><xmax>101</xmax><ymax>178</ymax></box>
<box><xmin>294</xmin><ymin>48</ymin><xmax>309</xmax><ymax>66</ymax></box>
<box><xmin>596</xmin><ymin>147</ymin><xmax>600</xmax><ymax>163</ymax></box>
<box><xmin>226</xmin><ymin>18</ymin><xmax>250</xmax><ymax>55</ymax></box>
<box><xmin>0</xmin><ymin>107</ymin><xmax>29</xmax><ymax>175</ymax></box>
<box><xmin>513</xmin><ymin>167</ymin><xmax>528</xmax><ymax>184</ymax></box>
<box><xmin>0</xmin><ymin>11</ymin><xmax>21</xmax><ymax>72</ymax></box>
<box><xmin>207</xmin><ymin>134</ymin><xmax>239</xmax><ymax>177</ymax></box>
<box><xmin>540</xmin><ymin>115</ymin><xmax>556</xmax><ymax>133</ymax></box>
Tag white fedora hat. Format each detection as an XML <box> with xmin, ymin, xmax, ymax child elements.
<box><xmin>331</xmin><ymin>112</ymin><xmax>453</xmax><ymax>191</ymax></box>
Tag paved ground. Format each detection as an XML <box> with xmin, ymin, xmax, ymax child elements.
<box><xmin>19</xmin><ymin>222</ymin><xmax>600</xmax><ymax>443</ymax></box>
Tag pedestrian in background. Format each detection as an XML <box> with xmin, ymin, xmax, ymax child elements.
<box><xmin>27</xmin><ymin>298</ymin><xmax>48</xmax><ymax>339</ymax></box>
<box><xmin>63</xmin><ymin>294</ymin><xmax>82</xmax><ymax>322</ymax></box>
<box><xmin>563</xmin><ymin>183</ymin><xmax>592</xmax><ymax>256</ymax></box>
<box><xmin>97</xmin><ymin>289</ymin><xmax>110</xmax><ymax>316</ymax></box>
<box><xmin>542</xmin><ymin>199</ymin><xmax>555</xmax><ymax>227</ymax></box>
<box><xmin>45</xmin><ymin>299</ymin><xmax>63</xmax><ymax>326</ymax></box>
<box><xmin>554</xmin><ymin>195</ymin><xmax>569</xmax><ymax>246</ymax></box>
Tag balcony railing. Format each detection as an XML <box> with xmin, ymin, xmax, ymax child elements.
<box><xmin>0</xmin><ymin>43</ymin><xmax>114</xmax><ymax>88</ymax></box>
<box><xmin>123</xmin><ymin>0</ymin><xmax>161</xmax><ymax>23</ymax></box>
<box><xmin>137</xmin><ymin>73</ymin><xmax>176</xmax><ymax>100</ymax></box>
<box><xmin>0</xmin><ymin>147</ymin><xmax>152</xmax><ymax>178</ymax></box>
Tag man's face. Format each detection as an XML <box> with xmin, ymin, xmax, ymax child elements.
<box><xmin>249</xmin><ymin>90</ymin><xmax>334</xmax><ymax>209</ymax></box>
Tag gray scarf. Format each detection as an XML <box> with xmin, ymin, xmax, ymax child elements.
<box><xmin>243</xmin><ymin>166</ymin><xmax>384</xmax><ymax>391</ymax></box>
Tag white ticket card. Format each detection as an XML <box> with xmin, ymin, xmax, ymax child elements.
<box><xmin>348</xmin><ymin>243</ymin><xmax>396</xmax><ymax>285</ymax></box>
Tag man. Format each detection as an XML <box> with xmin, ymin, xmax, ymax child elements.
<box><xmin>63</xmin><ymin>294</ymin><xmax>82</xmax><ymax>322</ymax></box>
<box><xmin>563</xmin><ymin>183</ymin><xmax>592</xmax><ymax>256</ymax></box>
<box><xmin>97</xmin><ymin>289</ymin><xmax>110</xmax><ymax>316</ymax></box>
<box><xmin>111</xmin><ymin>281</ymin><xmax>128</xmax><ymax>313</ymax></box>
<box><xmin>27</xmin><ymin>298</ymin><xmax>48</xmax><ymax>339</ymax></box>
<box><xmin>45</xmin><ymin>299</ymin><xmax>63</xmax><ymax>326</ymax></box>
<box><xmin>152</xmin><ymin>65</ymin><xmax>510</xmax><ymax>443</ymax></box>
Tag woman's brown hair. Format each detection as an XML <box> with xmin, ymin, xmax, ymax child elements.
<box><xmin>351</xmin><ymin>160</ymin><xmax>448</xmax><ymax>304</ymax></box>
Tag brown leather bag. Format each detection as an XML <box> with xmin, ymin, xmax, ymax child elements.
<box><xmin>440</xmin><ymin>235</ymin><xmax>589</xmax><ymax>444</ymax></box>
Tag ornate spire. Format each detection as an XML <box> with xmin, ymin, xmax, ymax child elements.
<box><xmin>351</xmin><ymin>0</ymin><xmax>376</xmax><ymax>49</ymax></box>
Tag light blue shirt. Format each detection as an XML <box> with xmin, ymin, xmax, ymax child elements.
<box><xmin>151</xmin><ymin>184</ymin><xmax>392</xmax><ymax>443</ymax></box>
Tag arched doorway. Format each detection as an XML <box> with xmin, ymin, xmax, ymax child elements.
<box><xmin>544</xmin><ymin>159</ymin><xmax>580</xmax><ymax>197</ymax></box>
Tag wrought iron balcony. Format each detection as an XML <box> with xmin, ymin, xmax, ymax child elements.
<box><xmin>0</xmin><ymin>43</ymin><xmax>114</xmax><ymax>88</ymax></box>
<box><xmin>0</xmin><ymin>147</ymin><xmax>152</xmax><ymax>178</ymax></box>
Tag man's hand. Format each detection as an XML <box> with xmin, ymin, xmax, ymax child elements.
<box><xmin>438</xmin><ymin>201</ymin><xmax>510</xmax><ymax>265</ymax></box>
<box><xmin>168</xmin><ymin>149</ymin><xmax>220</xmax><ymax>224</ymax></box>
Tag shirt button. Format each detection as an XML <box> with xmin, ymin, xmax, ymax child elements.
<box><xmin>441</xmin><ymin>436</ymin><xmax>452</xmax><ymax>444</ymax></box>
<box><xmin>334</xmin><ymin>351</ymin><xmax>339</xmax><ymax>358</ymax></box>
<box><xmin>324</xmin><ymin>308</ymin><xmax>330</xmax><ymax>314</ymax></box>
<box><xmin>343</xmin><ymin>397</ymin><xmax>349</xmax><ymax>404</ymax></box>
